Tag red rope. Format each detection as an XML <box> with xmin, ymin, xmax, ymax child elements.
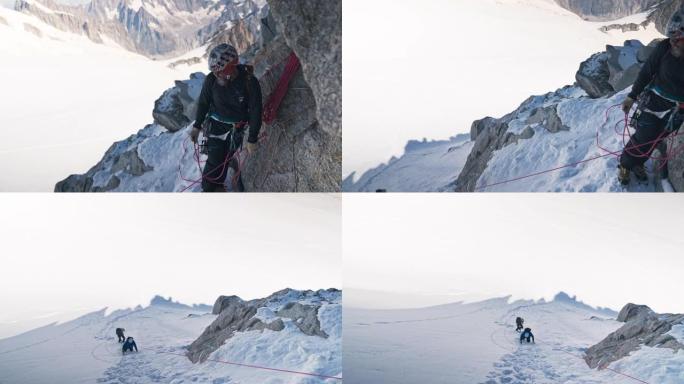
<box><xmin>153</xmin><ymin>350</ymin><xmax>342</xmax><ymax>380</ymax></box>
<box><xmin>262</xmin><ymin>52</ymin><xmax>301</xmax><ymax>124</ymax></box>
<box><xmin>551</xmin><ymin>347</ymin><xmax>651</xmax><ymax>384</ymax></box>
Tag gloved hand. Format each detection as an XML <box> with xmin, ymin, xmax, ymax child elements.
<box><xmin>190</xmin><ymin>126</ymin><xmax>202</xmax><ymax>143</ymax></box>
<box><xmin>622</xmin><ymin>97</ymin><xmax>635</xmax><ymax>114</ymax></box>
<box><xmin>246</xmin><ymin>141</ymin><xmax>258</xmax><ymax>154</ymax></box>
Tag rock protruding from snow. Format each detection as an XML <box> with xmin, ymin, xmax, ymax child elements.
<box><xmin>553</xmin><ymin>0</ymin><xmax>661</xmax><ymax>21</ymax></box>
<box><xmin>187</xmin><ymin>288</ymin><xmax>340</xmax><ymax>363</ymax></box>
<box><xmin>576</xmin><ymin>39</ymin><xmax>655</xmax><ymax>99</ymax></box>
<box><xmin>585</xmin><ymin>303</ymin><xmax>684</xmax><ymax>369</ymax></box>
<box><xmin>456</xmin><ymin>86</ymin><xmax>578</xmax><ymax>192</ymax></box>
<box><xmin>152</xmin><ymin>72</ymin><xmax>204</xmax><ymax>133</ymax></box>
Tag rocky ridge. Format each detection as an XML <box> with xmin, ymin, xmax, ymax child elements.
<box><xmin>585</xmin><ymin>303</ymin><xmax>684</xmax><ymax>369</ymax></box>
<box><xmin>187</xmin><ymin>288</ymin><xmax>340</xmax><ymax>363</ymax></box>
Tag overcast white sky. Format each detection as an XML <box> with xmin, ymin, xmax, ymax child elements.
<box><xmin>0</xmin><ymin>194</ymin><xmax>340</xmax><ymax>338</ymax></box>
<box><xmin>342</xmin><ymin>0</ymin><xmax>662</xmax><ymax>179</ymax></box>
<box><xmin>345</xmin><ymin>194</ymin><xmax>684</xmax><ymax>314</ymax></box>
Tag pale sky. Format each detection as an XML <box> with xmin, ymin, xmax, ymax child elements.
<box><xmin>344</xmin><ymin>194</ymin><xmax>684</xmax><ymax>314</ymax></box>
<box><xmin>0</xmin><ymin>194</ymin><xmax>341</xmax><ymax>338</ymax></box>
<box><xmin>342</xmin><ymin>0</ymin><xmax>662</xmax><ymax>179</ymax></box>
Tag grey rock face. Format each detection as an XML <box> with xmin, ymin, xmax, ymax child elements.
<box><xmin>576</xmin><ymin>40</ymin><xmax>651</xmax><ymax>99</ymax></box>
<box><xmin>554</xmin><ymin>0</ymin><xmax>661</xmax><ymax>21</ymax></box>
<box><xmin>241</xmin><ymin>0</ymin><xmax>341</xmax><ymax>191</ymax></box>
<box><xmin>667</xmin><ymin>133</ymin><xmax>684</xmax><ymax>191</ymax></box>
<box><xmin>649</xmin><ymin>0</ymin><xmax>684</xmax><ymax>35</ymax></box>
<box><xmin>576</xmin><ymin>52</ymin><xmax>614</xmax><ymax>98</ymax></box>
<box><xmin>55</xmin><ymin>131</ymin><xmax>151</xmax><ymax>192</ymax></box>
<box><xmin>276</xmin><ymin>302</ymin><xmax>327</xmax><ymax>338</ymax></box>
<box><xmin>585</xmin><ymin>303</ymin><xmax>684</xmax><ymax>369</ymax></box>
<box><xmin>153</xmin><ymin>73</ymin><xmax>204</xmax><ymax>132</ymax></box>
<box><xmin>15</xmin><ymin>0</ymin><xmax>265</xmax><ymax>59</ymax></box>
<box><xmin>187</xmin><ymin>288</ymin><xmax>339</xmax><ymax>363</ymax></box>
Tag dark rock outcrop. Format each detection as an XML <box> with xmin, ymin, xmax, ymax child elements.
<box><xmin>576</xmin><ymin>40</ymin><xmax>654</xmax><ymax>99</ymax></box>
<box><xmin>585</xmin><ymin>303</ymin><xmax>684</xmax><ymax>369</ymax></box>
<box><xmin>152</xmin><ymin>73</ymin><xmax>204</xmax><ymax>133</ymax></box>
<box><xmin>187</xmin><ymin>288</ymin><xmax>339</xmax><ymax>363</ymax></box>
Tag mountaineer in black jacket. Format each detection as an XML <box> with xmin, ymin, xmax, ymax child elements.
<box><xmin>618</xmin><ymin>9</ymin><xmax>684</xmax><ymax>185</ymax></box>
<box><xmin>190</xmin><ymin>43</ymin><xmax>263</xmax><ymax>192</ymax></box>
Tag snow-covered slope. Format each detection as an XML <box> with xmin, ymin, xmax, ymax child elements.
<box><xmin>345</xmin><ymin>293</ymin><xmax>681</xmax><ymax>384</ymax></box>
<box><xmin>0</xmin><ymin>7</ymin><xmax>203</xmax><ymax>191</ymax></box>
<box><xmin>0</xmin><ymin>290</ymin><xmax>342</xmax><ymax>383</ymax></box>
<box><xmin>343</xmin><ymin>0</ymin><xmax>664</xmax><ymax>183</ymax></box>
<box><xmin>343</xmin><ymin>134</ymin><xmax>473</xmax><ymax>192</ymax></box>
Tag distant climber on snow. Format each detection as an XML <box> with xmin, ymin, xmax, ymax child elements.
<box><xmin>618</xmin><ymin>8</ymin><xmax>684</xmax><ymax>185</ymax></box>
<box><xmin>520</xmin><ymin>327</ymin><xmax>535</xmax><ymax>344</ymax></box>
<box><xmin>115</xmin><ymin>327</ymin><xmax>125</xmax><ymax>343</ymax></box>
<box><xmin>122</xmin><ymin>337</ymin><xmax>138</xmax><ymax>354</ymax></box>
<box><xmin>515</xmin><ymin>317</ymin><xmax>524</xmax><ymax>332</ymax></box>
<box><xmin>190</xmin><ymin>43</ymin><xmax>263</xmax><ymax>192</ymax></box>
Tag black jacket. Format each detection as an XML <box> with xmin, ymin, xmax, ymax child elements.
<box><xmin>122</xmin><ymin>338</ymin><xmax>138</xmax><ymax>352</ymax></box>
<box><xmin>194</xmin><ymin>65</ymin><xmax>263</xmax><ymax>143</ymax></box>
<box><xmin>629</xmin><ymin>39</ymin><xmax>684</xmax><ymax>103</ymax></box>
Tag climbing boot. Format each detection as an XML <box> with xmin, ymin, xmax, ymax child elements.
<box><xmin>617</xmin><ymin>165</ymin><xmax>630</xmax><ymax>186</ymax></box>
<box><xmin>632</xmin><ymin>164</ymin><xmax>648</xmax><ymax>182</ymax></box>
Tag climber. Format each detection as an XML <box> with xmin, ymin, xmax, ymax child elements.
<box><xmin>618</xmin><ymin>8</ymin><xmax>684</xmax><ymax>185</ymax></box>
<box><xmin>122</xmin><ymin>337</ymin><xmax>138</xmax><ymax>354</ymax></box>
<box><xmin>520</xmin><ymin>328</ymin><xmax>535</xmax><ymax>344</ymax></box>
<box><xmin>190</xmin><ymin>43</ymin><xmax>263</xmax><ymax>192</ymax></box>
<box><xmin>515</xmin><ymin>317</ymin><xmax>524</xmax><ymax>332</ymax></box>
<box><xmin>115</xmin><ymin>327</ymin><xmax>125</xmax><ymax>343</ymax></box>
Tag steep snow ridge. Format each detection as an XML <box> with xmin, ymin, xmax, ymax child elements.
<box><xmin>0</xmin><ymin>290</ymin><xmax>342</xmax><ymax>383</ymax></box>
<box><xmin>473</xmin><ymin>86</ymin><xmax>667</xmax><ymax>192</ymax></box>
<box><xmin>344</xmin><ymin>294</ymin><xmax>637</xmax><ymax>384</ymax></box>
<box><xmin>343</xmin><ymin>134</ymin><xmax>473</xmax><ymax>192</ymax></box>
<box><xmin>0</xmin><ymin>301</ymin><xmax>215</xmax><ymax>383</ymax></box>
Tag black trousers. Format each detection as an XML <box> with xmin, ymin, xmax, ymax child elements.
<box><xmin>117</xmin><ymin>334</ymin><xmax>125</xmax><ymax>342</ymax></box>
<box><xmin>201</xmin><ymin>121</ymin><xmax>245</xmax><ymax>192</ymax></box>
<box><xmin>620</xmin><ymin>108</ymin><xmax>672</xmax><ymax>170</ymax></box>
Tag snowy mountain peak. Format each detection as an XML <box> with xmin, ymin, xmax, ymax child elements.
<box><xmin>14</xmin><ymin>0</ymin><xmax>266</xmax><ymax>58</ymax></box>
<box><xmin>553</xmin><ymin>291</ymin><xmax>578</xmax><ymax>302</ymax></box>
<box><xmin>149</xmin><ymin>295</ymin><xmax>212</xmax><ymax>311</ymax></box>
